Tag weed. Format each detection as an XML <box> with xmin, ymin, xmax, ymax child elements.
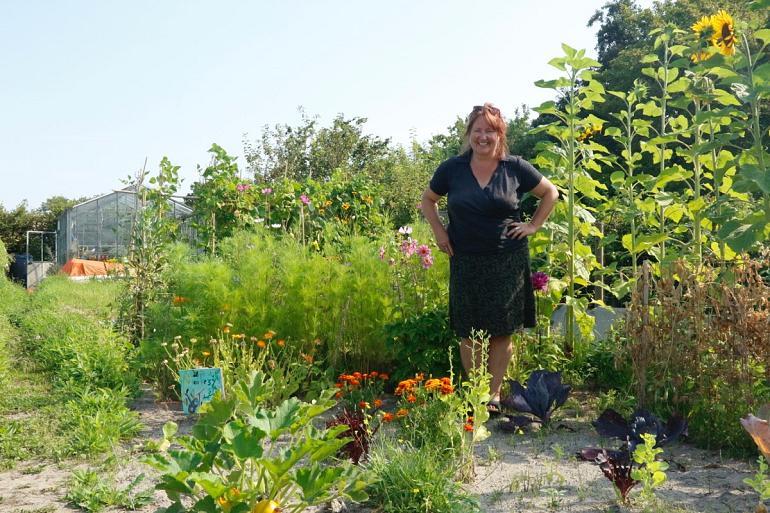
<box><xmin>365</xmin><ymin>439</ymin><xmax>479</xmax><ymax>513</ymax></box>
<box><xmin>65</xmin><ymin>469</ymin><xmax>153</xmax><ymax>512</ymax></box>
<box><xmin>20</xmin><ymin>464</ymin><xmax>45</xmax><ymax>475</ymax></box>
<box><xmin>552</xmin><ymin>443</ymin><xmax>565</xmax><ymax>462</ymax></box>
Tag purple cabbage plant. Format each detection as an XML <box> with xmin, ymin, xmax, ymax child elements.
<box><xmin>579</xmin><ymin>408</ymin><xmax>687</xmax><ymax>462</ymax></box>
<box><xmin>592</xmin><ymin>408</ymin><xmax>687</xmax><ymax>449</ymax></box>
<box><xmin>498</xmin><ymin>370</ymin><xmax>571</xmax><ymax>431</ymax></box>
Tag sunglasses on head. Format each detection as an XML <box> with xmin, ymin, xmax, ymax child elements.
<box><xmin>472</xmin><ymin>105</ymin><xmax>501</xmax><ymax>117</ymax></box>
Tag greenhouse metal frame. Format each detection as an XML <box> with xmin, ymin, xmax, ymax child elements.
<box><xmin>56</xmin><ymin>187</ymin><xmax>194</xmax><ymax>265</ymax></box>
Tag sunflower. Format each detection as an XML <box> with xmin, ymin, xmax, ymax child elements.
<box><xmin>691</xmin><ymin>14</ymin><xmax>713</xmax><ymax>35</ymax></box>
<box><xmin>690</xmin><ymin>50</ymin><xmax>711</xmax><ymax>63</ymax></box>
<box><xmin>711</xmin><ymin>10</ymin><xmax>736</xmax><ymax>56</ymax></box>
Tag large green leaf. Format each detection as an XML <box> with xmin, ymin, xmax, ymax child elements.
<box><xmin>622</xmin><ymin>233</ymin><xmax>669</xmax><ymax>253</ymax></box>
<box><xmin>718</xmin><ymin>214</ymin><xmax>769</xmax><ymax>252</ymax></box>
<box><xmin>735</xmin><ymin>163</ymin><xmax>770</xmax><ymax>194</ymax></box>
<box><xmin>193</xmin><ymin>396</ymin><xmax>236</xmax><ymax>441</ymax></box>
<box><xmin>222</xmin><ymin>421</ymin><xmax>265</xmax><ymax>459</ymax></box>
<box><xmin>189</xmin><ymin>472</ymin><xmax>227</xmax><ymax>498</ymax></box>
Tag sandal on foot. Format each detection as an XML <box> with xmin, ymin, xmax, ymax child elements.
<box><xmin>486</xmin><ymin>400</ymin><xmax>502</xmax><ymax>417</ymax></box>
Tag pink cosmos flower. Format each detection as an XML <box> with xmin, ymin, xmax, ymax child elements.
<box><xmin>531</xmin><ymin>272</ymin><xmax>549</xmax><ymax>292</ymax></box>
<box><xmin>378</xmin><ymin>246</ymin><xmax>386</xmax><ymax>260</ymax></box>
<box><xmin>236</xmin><ymin>183</ymin><xmax>251</xmax><ymax>192</ymax></box>
<box><xmin>300</xmin><ymin>194</ymin><xmax>310</xmax><ymax>205</ymax></box>
<box><xmin>421</xmin><ymin>254</ymin><xmax>434</xmax><ymax>269</ymax></box>
<box><xmin>416</xmin><ymin>244</ymin><xmax>431</xmax><ymax>257</ymax></box>
<box><xmin>398</xmin><ymin>226</ymin><xmax>412</xmax><ymax>235</ymax></box>
<box><xmin>261</xmin><ymin>187</ymin><xmax>273</xmax><ymax>195</ymax></box>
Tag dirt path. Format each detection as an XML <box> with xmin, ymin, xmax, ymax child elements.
<box><xmin>0</xmin><ymin>393</ymin><xmax>760</xmax><ymax>513</ymax></box>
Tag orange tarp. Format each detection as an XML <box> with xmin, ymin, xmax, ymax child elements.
<box><xmin>61</xmin><ymin>258</ymin><xmax>124</xmax><ymax>277</ymax></box>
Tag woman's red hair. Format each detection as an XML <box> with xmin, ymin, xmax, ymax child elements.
<box><xmin>460</xmin><ymin>103</ymin><xmax>509</xmax><ymax>160</ymax></box>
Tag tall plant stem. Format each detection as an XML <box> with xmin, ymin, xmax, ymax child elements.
<box><xmin>693</xmin><ymin>100</ymin><xmax>703</xmax><ymax>268</ymax></box>
<box><xmin>706</xmin><ymin>112</ymin><xmax>725</xmax><ymax>266</ymax></box>
<box><xmin>623</xmin><ymin>96</ymin><xmax>638</xmax><ymax>278</ymax></box>
<box><xmin>739</xmin><ymin>33</ymin><xmax>770</xmax><ymax>225</ymax></box>
<box><xmin>565</xmin><ymin>70</ymin><xmax>577</xmax><ymax>353</ymax></box>
<box><xmin>657</xmin><ymin>37</ymin><xmax>671</xmax><ymax>261</ymax></box>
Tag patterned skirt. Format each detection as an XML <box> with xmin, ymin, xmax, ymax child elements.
<box><xmin>449</xmin><ymin>246</ymin><xmax>536</xmax><ymax>338</ymax></box>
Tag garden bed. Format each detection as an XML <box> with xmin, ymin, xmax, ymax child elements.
<box><xmin>0</xmin><ymin>389</ymin><xmax>758</xmax><ymax>513</ymax></box>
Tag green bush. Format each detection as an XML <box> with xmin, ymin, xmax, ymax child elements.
<box><xmin>383</xmin><ymin>308</ymin><xmax>459</xmax><ymax>385</ymax></box>
<box><xmin>144</xmin><ymin>225</ymin><xmax>448</xmax><ymax>395</ymax></box>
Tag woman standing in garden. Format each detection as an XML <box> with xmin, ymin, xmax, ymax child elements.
<box><xmin>420</xmin><ymin>103</ymin><xmax>559</xmax><ymax>414</ymax></box>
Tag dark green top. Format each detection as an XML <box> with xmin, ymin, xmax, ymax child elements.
<box><xmin>429</xmin><ymin>153</ymin><xmax>543</xmax><ymax>255</ymax></box>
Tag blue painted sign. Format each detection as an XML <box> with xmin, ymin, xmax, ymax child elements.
<box><xmin>179</xmin><ymin>367</ymin><xmax>224</xmax><ymax>414</ymax></box>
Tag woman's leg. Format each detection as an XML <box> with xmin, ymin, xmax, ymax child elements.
<box><xmin>487</xmin><ymin>335</ymin><xmax>513</xmax><ymax>401</ymax></box>
<box><xmin>460</xmin><ymin>335</ymin><xmax>512</xmax><ymax>402</ymax></box>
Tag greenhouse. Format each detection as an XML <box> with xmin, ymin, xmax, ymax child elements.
<box><xmin>55</xmin><ymin>186</ymin><xmax>194</xmax><ymax>265</ymax></box>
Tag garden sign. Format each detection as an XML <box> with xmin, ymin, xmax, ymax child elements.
<box><xmin>179</xmin><ymin>367</ymin><xmax>224</xmax><ymax>414</ymax></box>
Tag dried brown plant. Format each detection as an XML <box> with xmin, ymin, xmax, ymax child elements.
<box><xmin>626</xmin><ymin>256</ymin><xmax>770</xmax><ymax>415</ymax></box>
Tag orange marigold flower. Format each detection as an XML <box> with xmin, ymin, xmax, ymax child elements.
<box><xmin>369</xmin><ymin>370</ymin><xmax>379</xmax><ymax>378</ymax></box>
<box><xmin>353</xmin><ymin>372</ymin><xmax>363</xmax><ymax>379</ymax></box>
<box><xmin>396</xmin><ymin>408</ymin><xmax>409</xmax><ymax>418</ymax></box>
<box><xmin>415</xmin><ymin>372</ymin><xmax>425</xmax><ymax>381</ymax></box>
<box><xmin>406</xmin><ymin>394</ymin><xmax>417</xmax><ymax>403</ymax></box>
<box><xmin>379</xmin><ymin>373</ymin><xmax>389</xmax><ymax>381</ymax></box>
<box><xmin>335</xmin><ymin>391</ymin><xmax>343</xmax><ymax>399</ymax></box>
<box><xmin>217</xmin><ymin>496</ymin><xmax>229</xmax><ymax>506</ymax></box>
<box><xmin>424</xmin><ymin>378</ymin><xmax>442</xmax><ymax>392</ymax></box>
<box><xmin>334</xmin><ymin>383</ymin><xmax>343</xmax><ymax>388</ymax></box>
<box><xmin>302</xmin><ymin>353</ymin><xmax>314</xmax><ymax>364</ymax></box>
<box><xmin>463</xmin><ymin>423</ymin><xmax>474</xmax><ymax>432</ymax></box>
<box><xmin>358</xmin><ymin>400</ymin><xmax>370</xmax><ymax>409</ymax></box>
<box><xmin>276</xmin><ymin>339</ymin><xmax>285</xmax><ymax>347</ymax></box>
<box><xmin>202</xmin><ymin>351</ymin><xmax>211</xmax><ymax>357</ymax></box>
<box><xmin>395</xmin><ymin>379</ymin><xmax>417</xmax><ymax>395</ymax></box>
<box><xmin>440</xmin><ymin>384</ymin><xmax>454</xmax><ymax>395</ymax></box>
<box><xmin>373</xmin><ymin>399</ymin><xmax>383</xmax><ymax>408</ymax></box>
<box><xmin>382</xmin><ymin>412</ymin><xmax>395</xmax><ymax>422</ymax></box>
<box><xmin>172</xmin><ymin>295</ymin><xmax>187</xmax><ymax>305</ymax></box>
<box><xmin>256</xmin><ymin>340</ymin><xmax>266</xmax><ymax>349</ymax></box>
<box><xmin>350</xmin><ymin>379</ymin><xmax>360</xmax><ymax>386</ymax></box>
<box><xmin>223</xmin><ymin>326</ymin><xmax>230</xmax><ymax>334</ymax></box>
<box><xmin>264</xmin><ymin>330</ymin><xmax>275</xmax><ymax>339</ymax></box>
<box><xmin>467</xmin><ymin>416</ymin><xmax>474</xmax><ymax>424</ymax></box>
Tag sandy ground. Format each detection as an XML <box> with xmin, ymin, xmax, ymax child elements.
<box><xmin>0</xmin><ymin>392</ymin><xmax>760</xmax><ymax>513</ymax></box>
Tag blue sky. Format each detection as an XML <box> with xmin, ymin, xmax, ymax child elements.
<box><xmin>0</xmin><ymin>0</ymin><xmax>654</xmax><ymax>209</ymax></box>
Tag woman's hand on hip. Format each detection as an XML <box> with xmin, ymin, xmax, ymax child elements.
<box><xmin>506</xmin><ymin>222</ymin><xmax>537</xmax><ymax>240</ymax></box>
<box><xmin>435</xmin><ymin>234</ymin><xmax>454</xmax><ymax>256</ymax></box>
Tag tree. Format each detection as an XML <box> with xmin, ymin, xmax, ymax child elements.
<box><xmin>245</xmin><ymin>108</ymin><xmax>391</xmax><ymax>182</ymax></box>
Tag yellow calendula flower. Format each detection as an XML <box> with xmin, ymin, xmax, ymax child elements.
<box><xmin>341</xmin><ymin>202</ymin><xmax>350</xmax><ymax>210</ymax></box>
<box><xmin>711</xmin><ymin>10</ymin><xmax>736</xmax><ymax>56</ymax></box>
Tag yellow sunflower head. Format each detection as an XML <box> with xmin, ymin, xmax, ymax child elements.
<box><xmin>710</xmin><ymin>10</ymin><xmax>736</xmax><ymax>56</ymax></box>
<box><xmin>691</xmin><ymin>15</ymin><xmax>713</xmax><ymax>36</ymax></box>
